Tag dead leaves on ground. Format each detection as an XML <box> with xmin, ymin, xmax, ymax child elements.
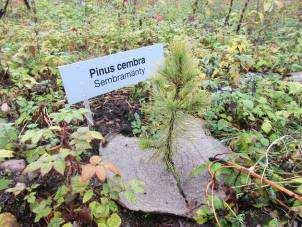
<box><xmin>80</xmin><ymin>155</ymin><xmax>121</xmax><ymax>183</ymax></box>
<box><xmin>0</xmin><ymin>212</ymin><xmax>19</xmax><ymax>227</ymax></box>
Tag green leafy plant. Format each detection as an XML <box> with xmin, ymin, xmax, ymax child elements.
<box><xmin>201</xmin><ymin>75</ymin><xmax>302</xmax><ymax>225</ymax></box>
<box><xmin>131</xmin><ymin>112</ymin><xmax>143</xmax><ymax>136</ymax></box>
<box><xmin>49</xmin><ymin>107</ymin><xmax>87</xmax><ymax>124</ymax></box>
<box><xmin>0</xmin><ymin>122</ymin><xmax>18</xmax><ymax>149</ymax></box>
<box><xmin>23</xmin><ymin>149</ymin><xmax>71</xmax><ymax>176</ymax></box>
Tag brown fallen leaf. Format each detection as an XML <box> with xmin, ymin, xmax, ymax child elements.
<box><xmin>80</xmin><ymin>155</ymin><xmax>121</xmax><ymax>183</ymax></box>
<box><xmin>90</xmin><ymin>155</ymin><xmax>101</xmax><ymax>165</ymax></box>
<box><xmin>104</xmin><ymin>163</ymin><xmax>121</xmax><ymax>176</ymax></box>
<box><xmin>95</xmin><ymin>165</ymin><xmax>106</xmax><ymax>182</ymax></box>
<box><xmin>80</xmin><ymin>164</ymin><xmax>95</xmax><ymax>182</ymax></box>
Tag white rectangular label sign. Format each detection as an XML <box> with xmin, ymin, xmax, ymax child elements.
<box><xmin>59</xmin><ymin>44</ymin><xmax>164</xmax><ymax>104</ymax></box>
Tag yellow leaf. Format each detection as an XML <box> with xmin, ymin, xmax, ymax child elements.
<box><xmin>0</xmin><ymin>212</ymin><xmax>19</xmax><ymax>227</ymax></box>
<box><xmin>5</xmin><ymin>183</ymin><xmax>26</xmax><ymax>196</ymax></box>
<box><xmin>0</xmin><ymin>150</ymin><xmax>14</xmax><ymax>159</ymax></box>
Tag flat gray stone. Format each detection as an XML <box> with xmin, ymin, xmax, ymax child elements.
<box><xmin>0</xmin><ymin>159</ymin><xmax>26</xmax><ymax>172</ymax></box>
<box><xmin>172</xmin><ymin>116</ymin><xmax>229</xmax><ymax>207</ymax></box>
<box><xmin>100</xmin><ymin>116</ymin><xmax>229</xmax><ymax>218</ymax></box>
<box><xmin>288</xmin><ymin>72</ymin><xmax>302</xmax><ymax>84</ymax></box>
<box><xmin>100</xmin><ymin>135</ymin><xmax>188</xmax><ymax>217</ymax></box>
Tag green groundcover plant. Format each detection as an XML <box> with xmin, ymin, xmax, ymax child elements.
<box><xmin>0</xmin><ymin>0</ymin><xmax>301</xmax><ymax>226</ymax></box>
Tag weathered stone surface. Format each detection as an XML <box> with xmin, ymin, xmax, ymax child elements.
<box><xmin>288</xmin><ymin>72</ymin><xmax>302</xmax><ymax>84</ymax></box>
<box><xmin>100</xmin><ymin>135</ymin><xmax>188</xmax><ymax>217</ymax></box>
<box><xmin>172</xmin><ymin>116</ymin><xmax>229</xmax><ymax>207</ymax></box>
<box><xmin>0</xmin><ymin>159</ymin><xmax>26</xmax><ymax>172</ymax></box>
<box><xmin>99</xmin><ymin>116</ymin><xmax>229</xmax><ymax>218</ymax></box>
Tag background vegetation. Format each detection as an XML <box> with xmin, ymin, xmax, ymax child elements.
<box><xmin>0</xmin><ymin>0</ymin><xmax>301</xmax><ymax>226</ymax></box>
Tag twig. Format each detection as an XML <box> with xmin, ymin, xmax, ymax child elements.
<box><xmin>210</xmin><ymin>158</ymin><xmax>302</xmax><ymax>202</ymax></box>
<box><xmin>0</xmin><ymin>0</ymin><xmax>9</xmax><ymax>19</ymax></box>
<box><xmin>260</xmin><ymin>135</ymin><xmax>289</xmax><ymax>182</ymax></box>
<box><xmin>205</xmin><ymin>161</ymin><xmax>221</xmax><ymax>227</ymax></box>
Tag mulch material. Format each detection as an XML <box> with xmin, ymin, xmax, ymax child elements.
<box><xmin>90</xmin><ymin>89</ymin><xmax>141</xmax><ymax>137</ymax></box>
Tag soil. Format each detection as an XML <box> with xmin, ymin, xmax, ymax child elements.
<box><xmin>120</xmin><ymin>210</ymin><xmax>205</xmax><ymax>227</ymax></box>
<box><xmin>89</xmin><ymin>88</ymin><xmax>141</xmax><ymax>137</ymax></box>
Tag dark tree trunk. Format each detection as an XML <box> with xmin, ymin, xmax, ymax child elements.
<box><xmin>224</xmin><ymin>0</ymin><xmax>234</xmax><ymax>26</ymax></box>
<box><xmin>0</xmin><ymin>0</ymin><xmax>31</xmax><ymax>19</ymax></box>
<box><xmin>0</xmin><ymin>0</ymin><xmax>10</xmax><ymax>19</ymax></box>
<box><xmin>236</xmin><ymin>0</ymin><xmax>250</xmax><ymax>34</ymax></box>
<box><xmin>24</xmin><ymin>0</ymin><xmax>31</xmax><ymax>9</ymax></box>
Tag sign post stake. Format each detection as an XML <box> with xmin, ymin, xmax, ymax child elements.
<box><xmin>84</xmin><ymin>99</ymin><xmax>94</xmax><ymax>128</ymax></box>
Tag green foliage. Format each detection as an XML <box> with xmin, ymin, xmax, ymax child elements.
<box><xmin>89</xmin><ymin>199</ymin><xmax>121</xmax><ymax>227</ymax></box>
<box><xmin>0</xmin><ymin>0</ymin><xmax>301</xmax><ymax>225</ymax></box>
<box><xmin>131</xmin><ymin>113</ymin><xmax>143</xmax><ymax>136</ymax></box>
<box><xmin>23</xmin><ymin>149</ymin><xmax>70</xmax><ymax>176</ymax></box>
<box><xmin>0</xmin><ymin>178</ymin><xmax>12</xmax><ymax>191</ymax></box>
<box><xmin>190</xmin><ymin>162</ymin><xmax>209</xmax><ymax>177</ymax></box>
<box><xmin>196</xmin><ymin>34</ymin><xmax>254</xmax><ymax>85</ymax></box>
<box><xmin>31</xmin><ymin>199</ymin><xmax>52</xmax><ymax>222</ymax></box>
<box><xmin>49</xmin><ymin>107</ymin><xmax>87</xmax><ymax>124</ymax></box>
<box><xmin>21</xmin><ymin>126</ymin><xmax>60</xmax><ymax>146</ymax></box>
<box><xmin>0</xmin><ymin>123</ymin><xmax>18</xmax><ymax>149</ymax></box>
<box><xmin>194</xmin><ymin>207</ymin><xmax>213</xmax><ymax>224</ymax></box>
<box><xmin>205</xmin><ymin>76</ymin><xmax>302</xmax><ymax>145</ymax></box>
<box><xmin>123</xmin><ymin>179</ymin><xmax>145</xmax><ymax>203</ymax></box>
<box><xmin>70</xmin><ymin>127</ymin><xmax>104</xmax><ymax>151</ymax></box>
<box><xmin>203</xmin><ymin>75</ymin><xmax>302</xmax><ymax>225</ymax></box>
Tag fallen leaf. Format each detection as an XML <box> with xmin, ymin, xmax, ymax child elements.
<box><xmin>80</xmin><ymin>164</ymin><xmax>95</xmax><ymax>182</ymax></box>
<box><xmin>5</xmin><ymin>183</ymin><xmax>26</xmax><ymax>196</ymax></box>
<box><xmin>104</xmin><ymin>163</ymin><xmax>121</xmax><ymax>176</ymax></box>
<box><xmin>90</xmin><ymin>155</ymin><xmax>101</xmax><ymax>165</ymax></box>
<box><xmin>0</xmin><ymin>149</ymin><xmax>14</xmax><ymax>159</ymax></box>
<box><xmin>95</xmin><ymin>165</ymin><xmax>106</xmax><ymax>182</ymax></box>
<box><xmin>275</xmin><ymin>0</ymin><xmax>284</xmax><ymax>9</ymax></box>
<box><xmin>80</xmin><ymin>155</ymin><xmax>121</xmax><ymax>182</ymax></box>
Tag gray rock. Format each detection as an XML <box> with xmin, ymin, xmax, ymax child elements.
<box><xmin>172</xmin><ymin>116</ymin><xmax>229</xmax><ymax>208</ymax></box>
<box><xmin>99</xmin><ymin>116</ymin><xmax>229</xmax><ymax>218</ymax></box>
<box><xmin>100</xmin><ymin>135</ymin><xmax>188</xmax><ymax>217</ymax></box>
<box><xmin>288</xmin><ymin>72</ymin><xmax>302</xmax><ymax>84</ymax></box>
<box><xmin>0</xmin><ymin>159</ymin><xmax>26</xmax><ymax>172</ymax></box>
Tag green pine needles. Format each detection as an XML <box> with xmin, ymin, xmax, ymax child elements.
<box><xmin>142</xmin><ymin>38</ymin><xmax>210</xmax><ymax>176</ymax></box>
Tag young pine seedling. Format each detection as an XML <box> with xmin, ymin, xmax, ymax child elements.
<box><xmin>142</xmin><ymin>38</ymin><xmax>210</xmax><ymax>178</ymax></box>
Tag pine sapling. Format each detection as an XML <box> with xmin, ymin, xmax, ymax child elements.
<box><xmin>142</xmin><ymin>38</ymin><xmax>210</xmax><ymax>189</ymax></box>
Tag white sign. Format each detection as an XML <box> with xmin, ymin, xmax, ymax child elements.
<box><xmin>59</xmin><ymin>44</ymin><xmax>164</xmax><ymax>104</ymax></box>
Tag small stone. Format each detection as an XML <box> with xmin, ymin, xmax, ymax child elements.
<box><xmin>0</xmin><ymin>159</ymin><xmax>26</xmax><ymax>172</ymax></box>
<box><xmin>288</xmin><ymin>72</ymin><xmax>302</xmax><ymax>84</ymax></box>
<box><xmin>0</xmin><ymin>212</ymin><xmax>19</xmax><ymax>227</ymax></box>
<box><xmin>0</xmin><ymin>102</ymin><xmax>10</xmax><ymax>112</ymax></box>
<box><xmin>16</xmin><ymin>172</ymin><xmax>39</xmax><ymax>184</ymax></box>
